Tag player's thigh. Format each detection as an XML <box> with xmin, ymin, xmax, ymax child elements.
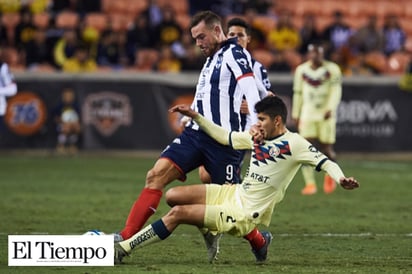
<box><xmin>165</xmin><ymin>184</ymin><xmax>206</xmax><ymax>207</ymax></box>
<box><xmin>147</xmin><ymin>158</ymin><xmax>183</xmax><ymax>188</ymax></box>
<box><xmin>319</xmin><ymin>119</ymin><xmax>336</xmax><ymax>144</ymax></box>
<box><xmin>298</xmin><ymin>120</ymin><xmax>318</xmax><ymax>139</ymax></box>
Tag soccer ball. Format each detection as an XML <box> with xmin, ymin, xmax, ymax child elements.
<box><xmin>83</xmin><ymin>229</ymin><xmax>105</xmax><ymax>235</ymax></box>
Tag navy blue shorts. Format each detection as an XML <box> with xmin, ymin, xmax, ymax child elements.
<box><xmin>161</xmin><ymin>128</ymin><xmax>242</xmax><ymax>184</ymax></box>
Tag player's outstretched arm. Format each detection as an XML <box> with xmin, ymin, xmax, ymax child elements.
<box><xmin>339</xmin><ymin>177</ymin><xmax>359</xmax><ymax>190</ymax></box>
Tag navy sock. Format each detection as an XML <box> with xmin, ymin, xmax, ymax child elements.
<box><xmin>151</xmin><ymin>219</ymin><xmax>171</xmax><ymax>240</ymax></box>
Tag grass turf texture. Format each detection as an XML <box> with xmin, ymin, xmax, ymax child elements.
<box><xmin>0</xmin><ymin>152</ymin><xmax>411</xmax><ymax>273</ymax></box>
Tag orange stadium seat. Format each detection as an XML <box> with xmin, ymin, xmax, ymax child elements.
<box><xmin>346</xmin><ymin>0</ymin><xmax>377</xmax><ymax>17</ymax></box>
<box><xmin>128</xmin><ymin>0</ymin><xmax>149</xmax><ymax>16</ymax></box>
<box><xmin>107</xmin><ymin>13</ymin><xmax>133</xmax><ymax>32</ymax></box>
<box><xmin>175</xmin><ymin>13</ymin><xmax>191</xmax><ymax>30</ymax></box>
<box><xmin>292</xmin><ymin>0</ymin><xmax>321</xmax><ymax>17</ymax></box>
<box><xmin>251</xmin><ymin>49</ymin><xmax>275</xmax><ymax>69</ymax></box>
<box><xmin>169</xmin><ymin>0</ymin><xmax>189</xmax><ymax>15</ymax></box>
<box><xmin>85</xmin><ymin>13</ymin><xmax>108</xmax><ymax>33</ymax></box>
<box><xmin>253</xmin><ymin>15</ymin><xmax>276</xmax><ymax>35</ymax></box>
<box><xmin>55</xmin><ymin>11</ymin><xmax>79</xmax><ymax>29</ymax></box>
<box><xmin>320</xmin><ymin>0</ymin><xmax>348</xmax><ymax>17</ymax></box>
<box><xmin>376</xmin><ymin>0</ymin><xmax>405</xmax><ymax>18</ymax></box>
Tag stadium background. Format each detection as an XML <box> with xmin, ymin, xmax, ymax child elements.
<box><xmin>0</xmin><ymin>0</ymin><xmax>411</xmax><ymax>152</ymax></box>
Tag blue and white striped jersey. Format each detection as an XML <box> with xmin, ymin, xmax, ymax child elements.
<box><xmin>0</xmin><ymin>62</ymin><xmax>17</xmax><ymax>115</ymax></box>
<box><xmin>191</xmin><ymin>38</ymin><xmax>261</xmax><ymax>132</ymax></box>
<box><xmin>252</xmin><ymin>58</ymin><xmax>271</xmax><ymax>97</ymax></box>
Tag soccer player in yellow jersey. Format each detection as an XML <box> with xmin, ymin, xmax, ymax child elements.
<box><xmin>292</xmin><ymin>43</ymin><xmax>342</xmax><ymax>195</ymax></box>
<box><xmin>114</xmin><ymin>96</ymin><xmax>359</xmax><ymax>264</ymax></box>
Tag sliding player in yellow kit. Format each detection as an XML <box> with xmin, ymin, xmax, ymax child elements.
<box><xmin>114</xmin><ymin>96</ymin><xmax>359</xmax><ymax>264</ymax></box>
<box><xmin>292</xmin><ymin>43</ymin><xmax>342</xmax><ymax>195</ymax></box>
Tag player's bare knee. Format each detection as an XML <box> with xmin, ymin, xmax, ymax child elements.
<box><xmin>165</xmin><ymin>188</ymin><xmax>179</xmax><ymax>207</ymax></box>
<box><xmin>166</xmin><ymin>205</ymin><xmax>186</xmax><ymax>222</ymax></box>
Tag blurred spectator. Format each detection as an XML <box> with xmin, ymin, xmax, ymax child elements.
<box><xmin>244</xmin><ymin>0</ymin><xmax>273</xmax><ymax>15</ymax></box>
<box><xmin>28</xmin><ymin>0</ymin><xmax>50</xmax><ymax>14</ymax></box>
<box><xmin>352</xmin><ymin>15</ymin><xmax>384</xmax><ymax>54</ymax></box>
<box><xmin>243</xmin><ymin>8</ymin><xmax>268</xmax><ymax>51</ymax></box>
<box><xmin>321</xmin><ymin>10</ymin><xmax>354</xmax><ymax>59</ymax></box>
<box><xmin>351</xmin><ymin>15</ymin><xmax>385</xmax><ymax>75</ymax></box>
<box><xmin>0</xmin><ymin>1</ymin><xmax>21</xmax><ymax>13</ymax></box>
<box><xmin>0</xmin><ymin>14</ymin><xmax>9</xmax><ymax>47</ymax></box>
<box><xmin>156</xmin><ymin>45</ymin><xmax>181</xmax><ymax>72</ymax></box>
<box><xmin>382</xmin><ymin>14</ymin><xmax>406</xmax><ymax>56</ymax></box>
<box><xmin>52</xmin><ymin>88</ymin><xmax>81</xmax><ymax>155</ymax></box>
<box><xmin>180</xmin><ymin>45</ymin><xmax>204</xmax><ymax>71</ymax></box>
<box><xmin>62</xmin><ymin>43</ymin><xmax>97</xmax><ymax>72</ymax></box>
<box><xmin>143</xmin><ymin>0</ymin><xmax>163</xmax><ymax>28</ymax></box>
<box><xmin>14</xmin><ymin>8</ymin><xmax>36</xmax><ymax>50</ymax></box>
<box><xmin>53</xmin><ymin>29</ymin><xmax>79</xmax><ymax>68</ymax></box>
<box><xmin>126</xmin><ymin>13</ymin><xmax>156</xmax><ymax>64</ymax></box>
<box><xmin>97</xmin><ymin>30</ymin><xmax>128</xmax><ymax>69</ymax></box>
<box><xmin>154</xmin><ymin>5</ymin><xmax>183</xmax><ymax>48</ymax></box>
<box><xmin>266</xmin><ymin>10</ymin><xmax>300</xmax><ymax>52</ymax></box>
<box><xmin>76</xmin><ymin>0</ymin><xmax>101</xmax><ymax>17</ymax></box>
<box><xmin>25</xmin><ymin>28</ymin><xmax>53</xmax><ymax>69</ymax></box>
<box><xmin>129</xmin><ymin>48</ymin><xmax>159</xmax><ymax>71</ymax></box>
<box><xmin>50</xmin><ymin>0</ymin><xmax>77</xmax><ymax>14</ymax></box>
<box><xmin>298</xmin><ymin>13</ymin><xmax>322</xmax><ymax>55</ymax></box>
<box><xmin>266</xmin><ymin>10</ymin><xmax>300</xmax><ymax>72</ymax></box>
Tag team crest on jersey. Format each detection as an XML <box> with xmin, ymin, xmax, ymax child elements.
<box><xmin>252</xmin><ymin>141</ymin><xmax>291</xmax><ymax>166</ymax></box>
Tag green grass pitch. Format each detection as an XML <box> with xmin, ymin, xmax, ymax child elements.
<box><xmin>0</xmin><ymin>152</ymin><xmax>411</xmax><ymax>273</ymax></box>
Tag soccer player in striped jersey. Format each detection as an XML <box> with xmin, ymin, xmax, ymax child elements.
<box><xmin>198</xmin><ymin>17</ymin><xmax>273</xmax><ymax>184</ymax></box>
<box><xmin>114</xmin><ymin>96</ymin><xmax>359</xmax><ymax>264</ymax></box>
<box><xmin>0</xmin><ymin>59</ymin><xmax>17</xmax><ymax>116</ymax></box>
<box><xmin>292</xmin><ymin>43</ymin><xmax>343</xmax><ymax>195</ymax></box>
<box><xmin>115</xmin><ymin>11</ymin><xmax>262</xmax><ymax>258</ymax></box>
<box><xmin>0</xmin><ymin>55</ymin><xmax>18</xmax><ymax>135</ymax></box>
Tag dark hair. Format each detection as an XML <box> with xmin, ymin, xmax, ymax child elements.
<box><xmin>254</xmin><ymin>96</ymin><xmax>287</xmax><ymax>123</ymax></box>
<box><xmin>227</xmin><ymin>17</ymin><xmax>251</xmax><ymax>35</ymax></box>
<box><xmin>190</xmin><ymin>10</ymin><xmax>221</xmax><ymax>30</ymax></box>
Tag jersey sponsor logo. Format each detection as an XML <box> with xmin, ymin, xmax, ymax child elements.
<box><xmin>82</xmin><ymin>92</ymin><xmax>132</xmax><ymax>136</ymax></box>
<box><xmin>249</xmin><ymin>172</ymin><xmax>270</xmax><ymax>183</ymax></box>
<box><xmin>129</xmin><ymin>228</ymin><xmax>156</xmax><ymax>250</ymax></box>
<box><xmin>252</xmin><ymin>141</ymin><xmax>291</xmax><ymax>166</ymax></box>
<box><xmin>4</xmin><ymin>92</ymin><xmax>47</xmax><ymax>136</ymax></box>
